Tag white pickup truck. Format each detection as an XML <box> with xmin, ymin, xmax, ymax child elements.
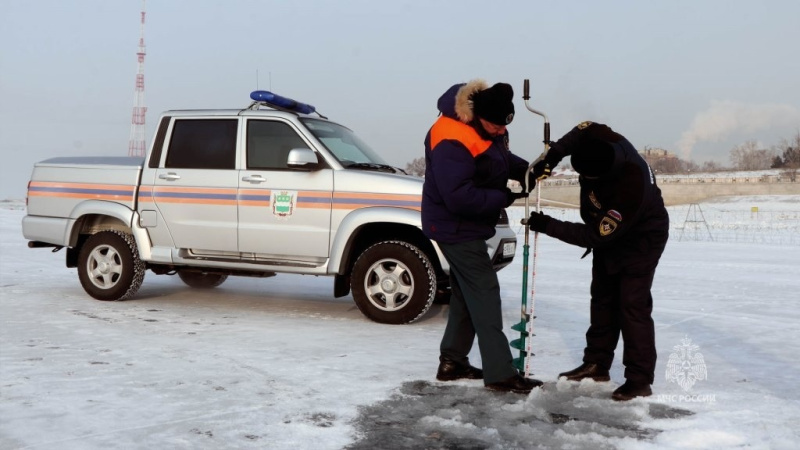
<box><xmin>22</xmin><ymin>91</ymin><xmax>517</xmax><ymax>324</ymax></box>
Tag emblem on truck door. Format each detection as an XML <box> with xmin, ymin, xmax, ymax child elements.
<box><xmin>272</xmin><ymin>190</ymin><xmax>296</xmax><ymax>219</ymax></box>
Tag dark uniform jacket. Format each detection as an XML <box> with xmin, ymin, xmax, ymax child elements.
<box><xmin>542</xmin><ymin>123</ymin><xmax>670</xmax><ymax>273</ymax></box>
<box><xmin>422</xmin><ymin>82</ymin><xmax>529</xmax><ymax>244</ymax></box>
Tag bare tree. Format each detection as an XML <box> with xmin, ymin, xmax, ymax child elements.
<box><xmin>786</xmin><ymin>131</ymin><xmax>800</xmax><ymax>181</ymax></box>
<box><xmin>647</xmin><ymin>156</ymin><xmax>682</xmax><ymax>174</ymax></box>
<box><xmin>700</xmin><ymin>160</ymin><xmax>725</xmax><ymax>172</ymax></box>
<box><xmin>771</xmin><ymin>131</ymin><xmax>800</xmax><ymax>181</ymax></box>
<box><xmin>404</xmin><ymin>157</ymin><xmax>426</xmax><ymax>177</ymax></box>
<box><xmin>729</xmin><ymin>140</ymin><xmax>776</xmax><ymax>171</ymax></box>
<box><xmin>642</xmin><ymin>152</ymin><xmax>699</xmax><ymax>174</ymax></box>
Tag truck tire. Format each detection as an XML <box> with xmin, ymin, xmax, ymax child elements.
<box><xmin>77</xmin><ymin>230</ymin><xmax>145</xmax><ymax>301</ymax></box>
<box><xmin>351</xmin><ymin>240</ymin><xmax>436</xmax><ymax>324</ymax></box>
<box><xmin>178</xmin><ymin>270</ymin><xmax>228</xmax><ymax>289</ymax></box>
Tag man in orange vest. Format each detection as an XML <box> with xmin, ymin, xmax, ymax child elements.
<box><xmin>422</xmin><ymin>79</ymin><xmax>540</xmax><ymax>394</ymax></box>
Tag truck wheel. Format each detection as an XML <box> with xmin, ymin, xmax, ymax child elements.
<box><xmin>178</xmin><ymin>270</ymin><xmax>228</xmax><ymax>289</ymax></box>
<box><xmin>77</xmin><ymin>230</ymin><xmax>145</xmax><ymax>301</ymax></box>
<box><xmin>351</xmin><ymin>240</ymin><xmax>436</xmax><ymax>324</ymax></box>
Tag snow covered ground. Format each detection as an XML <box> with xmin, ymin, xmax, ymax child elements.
<box><xmin>1</xmin><ymin>196</ymin><xmax>799</xmax><ymax>449</ymax></box>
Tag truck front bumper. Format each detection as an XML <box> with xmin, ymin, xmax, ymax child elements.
<box><xmin>488</xmin><ymin>228</ymin><xmax>517</xmax><ymax>271</ymax></box>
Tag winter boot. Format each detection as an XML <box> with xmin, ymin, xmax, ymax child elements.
<box><xmin>611</xmin><ymin>381</ymin><xmax>652</xmax><ymax>401</ymax></box>
<box><xmin>485</xmin><ymin>374</ymin><xmax>543</xmax><ymax>394</ymax></box>
<box><xmin>558</xmin><ymin>363</ymin><xmax>611</xmax><ymax>382</ymax></box>
<box><xmin>436</xmin><ymin>358</ymin><xmax>483</xmax><ymax>381</ymax></box>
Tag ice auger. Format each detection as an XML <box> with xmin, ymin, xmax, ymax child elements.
<box><xmin>511</xmin><ymin>79</ymin><xmax>550</xmax><ymax>377</ymax></box>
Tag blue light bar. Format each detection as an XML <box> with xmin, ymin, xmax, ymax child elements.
<box><xmin>250</xmin><ymin>90</ymin><xmax>316</xmax><ymax>115</ymax></box>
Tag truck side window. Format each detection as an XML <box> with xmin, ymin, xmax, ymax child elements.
<box><xmin>247</xmin><ymin>120</ymin><xmax>308</xmax><ymax>170</ymax></box>
<box><xmin>165</xmin><ymin>119</ymin><xmax>237</xmax><ymax>169</ymax></box>
<box><xmin>148</xmin><ymin>116</ymin><xmax>172</xmax><ymax>168</ymax></box>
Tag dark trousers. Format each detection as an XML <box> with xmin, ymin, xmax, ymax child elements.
<box><xmin>583</xmin><ymin>260</ymin><xmax>659</xmax><ymax>385</ymax></box>
<box><xmin>438</xmin><ymin>240</ymin><xmax>516</xmax><ymax>384</ymax></box>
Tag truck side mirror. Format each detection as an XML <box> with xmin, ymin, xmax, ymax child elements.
<box><xmin>286</xmin><ymin>148</ymin><xmax>319</xmax><ymax>170</ymax></box>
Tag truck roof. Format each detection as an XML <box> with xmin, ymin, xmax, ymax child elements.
<box><xmin>160</xmin><ymin>109</ymin><xmax>321</xmax><ymax>119</ymax></box>
<box><xmin>162</xmin><ymin>91</ymin><xmax>329</xmax><ymax>120</ymax></box>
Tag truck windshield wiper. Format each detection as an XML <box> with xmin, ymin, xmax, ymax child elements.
<box><xmin>345</xmin><ymin>162</ymin><xmax>399</xmax><ymax>173</ymax></box>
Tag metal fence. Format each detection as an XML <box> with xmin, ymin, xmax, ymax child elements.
<box><xmin>536</xmin><ymin>175</ymin><xmax>798</xmax><ymax>186</ymax></box>
<box><xmin>668</xmin><ymin>204</ymin><xmax>800</xmax><ymax>245</ymax></box>
<box><xmin>658</xmin><ymin>175</ymin><xmax>797</xmax><ymax>184</ymax></box>
<box><xmin>507</xmin><ymin>205</ymin><xmax>800</xmax><ymax>246</ymax></box>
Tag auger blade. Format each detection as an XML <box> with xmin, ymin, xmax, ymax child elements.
<box><xmin>510</xmin><ymin>320</ymin><xmax>529</xmax><ymax>333</ymax></box>
<box><xmin>509</xmin><ymin>338</ymin><xmax>527</xmax><ymax>351</ymax></box>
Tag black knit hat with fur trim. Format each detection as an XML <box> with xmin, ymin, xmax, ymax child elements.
<box><xmin>472</xmin><ymin>83</ymin><xmax>515</xmax><ymax>125</ymax></box>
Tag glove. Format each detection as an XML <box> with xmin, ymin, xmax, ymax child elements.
<box><xmin>504</xmin><ymin>188</ymin><xmax>528</xmax><ymax>207</ymax></box>
<box><xmin>531</xmin><ymin>159</ymin><xmax>552</xmax><ymax>181</ymax></box>
<box><xmin>527</xmin><ymin>211</ymin><xmax>552</xmax><ymax>233</ymax></box>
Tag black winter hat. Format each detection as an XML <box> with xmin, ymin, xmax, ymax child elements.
<box><xmin>570</xmin><ymin>139</ymin><xmax>615</xmax><ymax>177</ymax></box>
<box><xmin>472</xmin><ymin>83</ymin><xmax>515</xmax><ymax>125</ymax></box>
<box><xmin>565</xmin><ymin>122</ymin><xmax>622</xmax><ymax>177</ymax></box>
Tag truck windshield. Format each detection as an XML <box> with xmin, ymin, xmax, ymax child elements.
<box><xmin>300</xmin><ymin>118</ymin><xmax>392</xmax><ymax>169</ymax></box>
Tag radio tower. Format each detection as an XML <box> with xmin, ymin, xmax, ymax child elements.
<box><xmin>128</xmin><ymin>0</ymin><xmax>147</xmax><ymax>157</ymax></box>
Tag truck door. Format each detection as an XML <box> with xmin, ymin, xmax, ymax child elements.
<box><xmin>150</xmin><ymin>118</ymin><xmax>240</xmax><ymax>254</ymax></box>
<box><xmin>238</xmin><ymin>118</ymin><xmax>333</xmax><ymax>262</ymax></box>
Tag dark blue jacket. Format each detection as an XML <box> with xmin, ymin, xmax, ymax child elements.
<box><xmin>542</xmin><ymin>122</ymin><xmax>669</xmax><ymax>273</ymax></box>
<box><xmin>421</xmin><ymin>83</ymin><xmax>529</xmax><ymax>244</ymax></box>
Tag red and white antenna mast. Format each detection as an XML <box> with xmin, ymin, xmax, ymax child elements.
<box><xmin>128</xmin><ymin>0</ymin><xmax>147</xmax><ymax>157</ymax></box>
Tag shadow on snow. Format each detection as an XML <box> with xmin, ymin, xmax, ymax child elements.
<box><xmin>348</xmin><ymin>380</ymin><xmax>693</xmax><ymax>450</ymax></box>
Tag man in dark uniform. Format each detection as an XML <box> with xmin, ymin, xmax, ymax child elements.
<box><xmin>422</xmin><ymin>79</ymin><xmax>541</xmax><ymax>394</ymax></box>
<box><xmin>527</xmin><ymin>121</ymin><xmax>669</xmax><ymax>401</ymax></box>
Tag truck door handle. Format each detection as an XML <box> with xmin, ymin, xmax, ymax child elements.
<box><xmin>158</xmin><ymin>172</ymin><xmax>181</xmax><ymax>181</ymax></box>
<box><xmin>242</xmin><ymin>175</ymin><xmax>266</xmax><ymax>183</ymax></box>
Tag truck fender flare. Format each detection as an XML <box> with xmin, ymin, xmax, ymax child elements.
<box><xmin>328</xmin><ymin>207</ymin><xmax>448</xmax><ymax>275</ymax></box>
<box><xmin>65</xmin><ymin>201</ymin><xmax>152</xmax><ymax>260</ymax></box>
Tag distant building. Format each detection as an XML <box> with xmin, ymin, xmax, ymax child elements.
<box><xmin>640</xmin><ymin>147</ymin><xmax>675</xmax><ymax>159</ymax></box>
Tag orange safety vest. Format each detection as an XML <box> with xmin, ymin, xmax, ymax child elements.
<box><xmin>429</xmin><ymin>116</ymin><xmax>492</xmax><ymax>158</ymax></box>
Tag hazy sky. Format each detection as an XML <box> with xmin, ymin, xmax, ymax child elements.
<box><xmin>2</xmin><ymin>0</ymin><xmax>799</xmax><ymax>199</ymax></box>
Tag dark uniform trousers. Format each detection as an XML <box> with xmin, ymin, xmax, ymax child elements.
<box><xmin>438</xmin><ymin>239</ymin><xmax>517</xmax><ymax>384</ymax></box>
<box><xmin>584</xmin><ymin>255</ymin><xmax>661</xmax><ymax>385</ymax></box>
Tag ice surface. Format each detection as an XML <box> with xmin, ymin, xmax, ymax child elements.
<box><xmin>1</xmin><ymin>196</ymin><xmax>799</xmax><ymax>449</ymax></box>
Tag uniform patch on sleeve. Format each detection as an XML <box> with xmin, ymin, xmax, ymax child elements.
<box><xmin>577</xmin><ymin>121</ymin><xmax>593</xmax><ymax>130</ymax></box>
<box><xmin>599</xmin><ymin>216</ymin><xmax>618</xmax><ymax>236</ymax></box>
<box><xmin>607</xmin><ymin>209</ymin><xmax>622</xmax><ymax>222</ymax></box>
